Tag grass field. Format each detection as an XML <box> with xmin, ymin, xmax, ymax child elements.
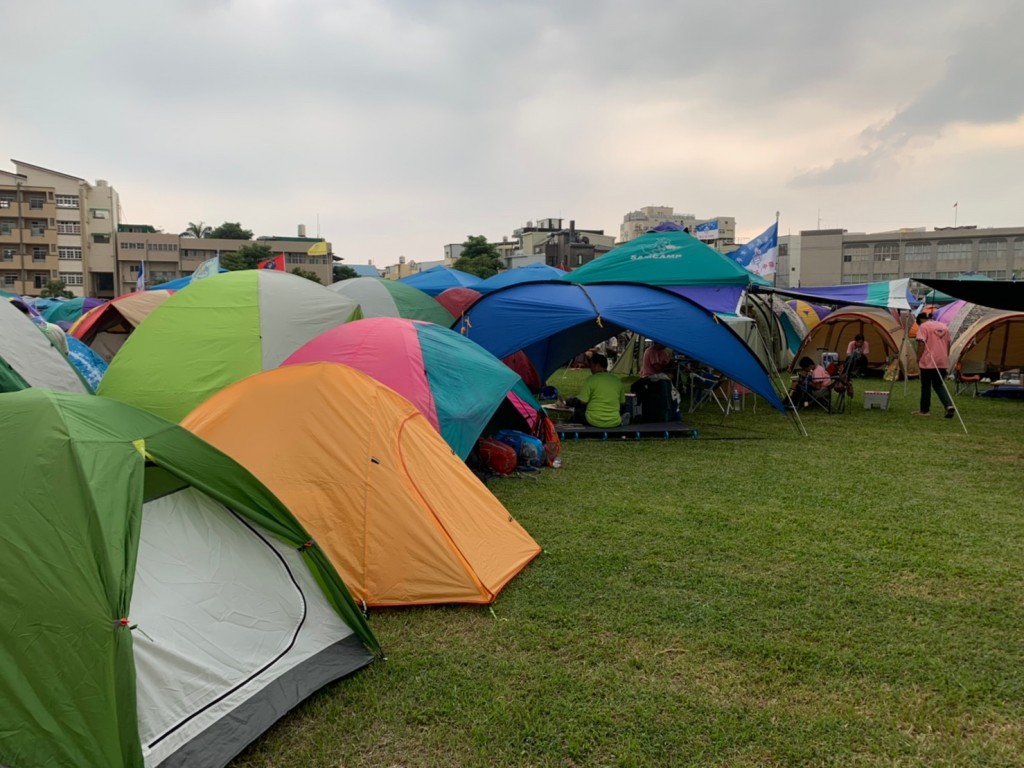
<box><xmin>234</xmin><ymin>375</ymin><xmax>1024</xmax><ymax>767</ymax></box>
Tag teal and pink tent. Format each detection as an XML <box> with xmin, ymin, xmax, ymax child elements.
<box><xmin>282</xmin><ymin>317</ymin><xmax>538</xmax><ymax>459</ymax></box>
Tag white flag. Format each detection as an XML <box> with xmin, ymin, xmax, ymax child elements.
<box><xmin>135</xmin><ymin>261</ymin><xmax>145</xmax><ymax>292</ymax></box>
<box><xmin>190</xmin><ymin>255</ymin><xmax>220</xmax><ymax>283</ymax></box>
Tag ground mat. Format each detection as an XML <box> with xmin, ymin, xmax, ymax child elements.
<box><xmin>556</xmin><ymin>422</ymin><xmax>698</xmax><ymax>440</ymax></box>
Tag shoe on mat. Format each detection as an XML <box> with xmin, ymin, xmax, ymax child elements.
<box><xmin>912</xmin><ymin>410</ymin><xmax>930</xmax><ymax>416</ymax></box>
<box><xmin>945</xmin><ymin>406</ymin><xmax>956</xmax><ymax>419</ymax></box>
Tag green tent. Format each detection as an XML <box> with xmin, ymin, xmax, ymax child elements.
<box><xmin>99</xmin><ymin>269</ymin><xmax>363</xmax><ymax>421</ymax></box>
<box><xmin>328</xmin><ymin>276</ymin><xmax>456</xmax><ymax>326</ymax></box>
<box><xmin>563</xmin><ymin>230</ymin><xmax>771</xmax><ymax>287</ymax></box>
<box><xmin>0</xmin><ymin>389</ymin><xmax>378</xmax><ymax>768</ymax></box>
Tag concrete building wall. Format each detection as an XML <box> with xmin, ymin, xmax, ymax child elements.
<box><xmin>796</xmin><ymin>226</ymin><xmax>1024</xmax><ymax>287</ymax></box>
<box><xmin>619</xmin><ymin>206</ymin><xmax>736</xmax><ymax>250</ymax></box>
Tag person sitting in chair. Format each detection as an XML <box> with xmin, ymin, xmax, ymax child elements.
<box><xmin>640</xmin><ymin>341</ymin><xmax>672</xmax><ymax>378</ymax></box>
<box><xmin>845</xmin><ymin>334</ymin><xmax>870</xmax><ymax>378</ymax></box>
<box><xmin>789</xmin><ymin>356</ymin><xmax>831</xmax><ymax>407</ymax></box>
<box><xmin>564</xmin><ymin>352</ymin><xmax>625</xmax><ymax>428</ymax></box>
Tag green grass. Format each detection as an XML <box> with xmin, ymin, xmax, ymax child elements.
<box><xmin>234</xmin><ymin>376</ymin><xmax>1024</xmax><ymax>767</ymax></box>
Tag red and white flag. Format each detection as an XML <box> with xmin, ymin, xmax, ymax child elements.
<box><xmin>258</xmin><ymin>253</ymin><xmax>286</xmax><ymax>271</ymax></box>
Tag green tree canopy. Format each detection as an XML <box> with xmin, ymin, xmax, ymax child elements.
<box><xmin>454</xmin><ymin>235</ymin><xmax>503</xmax><ymax>279</ymax></box>
<box><xmin>207</xmin><ymin>222</ymin><xmax>253</xmax><ymax>240</ymax></box>
<box><xmin>39</xmin><ymin>280</ymin><xmax>75</xmax><ymax>299</ymax></box>
<box><xmin>333</xmin><ymin>264</ymin><xmax>358</xmax><ymax>282</ymax></box>
<box><xmin>181</xmin><ymin>221</ymin><xmax>212</xmax><ymax>238</ymax></box>
<box><xmin>221</xmin><ymin>243</ymin><xmax>273</xmax><ymax>271</ymax></box>
<box><xmin>290</xmin><ymin>267</ymin><xmax>323</xmax><ymax>284</ymax></box>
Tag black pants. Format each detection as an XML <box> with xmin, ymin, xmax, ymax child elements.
<box><xmin>920</xmin><ymin>367</ymin><xmax>952</xmax><ymax>413</ymax></box>
<box><xmin>847</xmin><ymin>353</ymin><xmax>868</xmax><ymax>377</ymax></box>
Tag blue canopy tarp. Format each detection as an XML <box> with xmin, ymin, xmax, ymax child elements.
<box><xmin>476</xmin><ymin>263</ymin><xmax>567</xmax><ymax>294</ymax></box>
<box><xmin>398</xmin><ymin>266</ymin><xmax>483</xmax><ymax>297</ymax></box>
<box><xmin>148</xmin><ymin>269</ymin><xmax>229</xmax><ymax>291</ymax></box>
<box><xmin>456</xmin><ymin>281</ymin><xmax>785</xmax><ymax>411</ymax></box>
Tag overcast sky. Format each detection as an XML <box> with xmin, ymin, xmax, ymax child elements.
<box><xmin>4</xmin><ymin>0</ymin><xmax>1022</xmax><ymax>266</ymax></box>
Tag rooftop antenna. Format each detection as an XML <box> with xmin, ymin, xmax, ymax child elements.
<box><xmin>316</xmin><ymin>213</ymin><xmax>320</xmax><ymax>239</ymax></box>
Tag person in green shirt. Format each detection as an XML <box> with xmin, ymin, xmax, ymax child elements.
<box><xmin>565</xmin><ymin>352</ymin><xmax>625</xmax><ymax>427</ymax></box>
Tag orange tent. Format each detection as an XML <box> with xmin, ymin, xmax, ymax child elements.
<box><xmin>182</xmin><ymin>362</ymin><xmax>540</xmax><ymax>607</ymax></box>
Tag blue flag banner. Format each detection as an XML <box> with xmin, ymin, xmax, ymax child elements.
<box><xmin>694</xmin><ymin>220</ymin><xmax>719</xmax><ymax>241</ymax></box>
<box><xmin>727</xmin><ymin>222</ymin><xmax>778</xmax><ymax>278</ymax></box>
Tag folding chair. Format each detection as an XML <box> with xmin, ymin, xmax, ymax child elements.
<box><xmin>953</xmin><ymin>362</ymin><xmax>982</xmax><ymax>396</ymax></box>
<box><xmin>689</xmin><ymin>370</ymin><xmax>726</xmax><ymax>413</ymax></box>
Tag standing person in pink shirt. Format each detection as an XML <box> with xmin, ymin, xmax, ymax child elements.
<box><xmin>914</xmin><ymin>312</ymin><xmax>955</xmax><ymax>418</ymax></box>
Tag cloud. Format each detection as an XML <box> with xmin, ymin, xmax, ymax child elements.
<box><xmin>790</xmin><ymin>1</ymin><xmax>1024</xmax><ymax>187</ymax></box>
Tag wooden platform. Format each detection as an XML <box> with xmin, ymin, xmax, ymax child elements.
<box><xmin>556</xmin><ymin>422</ymin><xmax>698</xmax><ymax>440</ymax></box>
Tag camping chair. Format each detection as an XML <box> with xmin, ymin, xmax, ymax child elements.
<box><xmin>689</xmin><ymin>370</ymin><xmax>726</xmax><ymax>413</ymax></box>
<box><xmin>953</xmin><ymin>361</ymin><xmax>983</xmax><ymax>396</ymax></box>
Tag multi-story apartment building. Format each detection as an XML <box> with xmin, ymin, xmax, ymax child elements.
<box><xmin>505</xmin><ymin>218</ymin><xmax>615</xmax><ymax>269</ymax></box>
<box><xmin>794</xmin><ymin>225</ymin><xmax>1024</xmax><ymax>287</ymax></box>
<box><xmin>116</xmin><ymin>227</ymin><xmax>334</xmax><ymax>293</ymax></box>
<box><xmin>1</xmin><ymin>160</ymin><xmax>119</xmax><ymax>298</ymax></box>
<box><xmin>619</xmin><ymin>206</ymin><xmax>736</xmax><ymax>250</ymax></box>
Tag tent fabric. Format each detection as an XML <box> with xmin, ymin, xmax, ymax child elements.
<box><xmin>435</xmin><ymin>286</ymin><xmax>482</xmax><ymax>319</ymax></box>
<box><xmin>788</xmin><ymin>299</ymin><xmax>829</xmax><ymax>329</ymax></box>
<box><xmin>0</xmin><ymin>299</ymin><xmax>90</xmax><ymax>393</ymax></box>
<box><xmin>183</xmin><ymin>363</ymin><xmax>542</xmax><ymax>607</ymax></box>
<box><xmin>564</xmin><ymin>230</ymin><xmax>769</xmax><ymax>287</ymax></box>
<box><xmin>148</xmin><ymin>269</ymin><xmax>229</xmax><ymax>291</ymax></box>
<box><xmin>765</xmin><ymin>279</ymin><xmax>919</xmax><ymax>311</ymax></box>
<box><xmin>328</xmin><ymin>276</ymin><xmax>454</xmax><ymax>326</ymax></box>
<box><xmin>70</xmin><ymin>290</ymin><xmax>176</xmax><ymax>362</ymax></box>
<box><xmin>398</xmin><ymin>265</ymin><xmax>483</xmax><ymax>296</ymax></box>
<box><xmin>917</xmin><ymin>276</ymin><xmax>1018</xmax><ymax>308</ymax></box>
<box><xmin>456</xmin><ymin>282</ymin><xmax>786</xmax><ymax>411</ymax></box>
<box><xmin>666</xmin><ymin>285</ymin><xmax>747</xmax><ymax>314</ymax></box>
<box><xmin>40</xmin><ymin>296</ymin><xmax>106</xmax><ymax>324</ymax></box>
<box><xmin>98</xmin><ymin>271</ymin><xmax>362</xmax><ymax>421</ymax></box>
<box><xmin>283</xmin><ymin>317</ymin><xmax>539</xmax><ymax>459</ymax></box>
<box><xmin>949</xmin><ymin>310</ymin><xmax>1024</xmax><ymax>373</ymax></box>
<box><xmin>0</xmin><ymin>389</ymin><xmax>376</xmax><ymax>768</ymax></box>
<box><xmin>476</xmin><ymin>263</ymin><xmax>567</xmax><ymax>293</ymax></box>
<box><xmin>67</xmin><ymin>335</ymin><xmax>108</xmax><ymax>390</ymax></box>
<box><xmin>794</xmin><ymin>306</ymin><xmax>919</xmax><ymax>377</ymax></box>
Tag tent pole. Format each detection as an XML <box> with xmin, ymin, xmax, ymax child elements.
<box><xmin>750</xmin><ymin>313</ymin><xmax>807</xmax><ymax>436</ymax></box>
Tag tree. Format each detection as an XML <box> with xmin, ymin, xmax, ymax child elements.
<box><xmin>291</xmin><ymin>267</ymin><xmax>322</xmax><ymax>284</ymax></box>
<box><xmin>207</xmin><ymin>222</ymin><xmax>253</xmax><ymax>240</ymax></box>
<box><xmin>453</xmin><ymin>235</ymin><xmax>503</xmax><ymax>279</ymax></box>
<box><xmin>181</xmin><ymin>221</ymin><xmax>212</xmax><ymax>238</ymax></box>
<box><xmin>333</xmin><ymin>264</ymin><xmax>358</xmax><ymax>282</ymax></box>
<box><xmin>221</xmin><ymin>243</ymin><xmax>273</xmax><ymax>271</ymax></box>
<box><xmin>39</xmin><ymin>280</ymin><xmax>75</xmax><ymax>299</ymax></box>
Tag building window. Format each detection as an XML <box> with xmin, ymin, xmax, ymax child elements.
<box><xmin>873</xmin><ymin>243</ymin><xmax>899</xmax><ymax>262</ymax></box>
<box><xmin>147</xmin><ymin>242</ymin><xmax>177</xmax><ymax>252</ymax></box>
<box><xmin>2</xmin><ymin>273</ymin><xmax>15</xmax><ymax>286</ymax></box>
<box><xmin>904</xmin><ymin>243</ymin><xmax>932</xmax><ymax>261</ymax></box>
<box><xmin>937</xmin><ymin>241</ymin><xmax>971</xmax><ymax>260</ymax></box>
<box><xmin>977</xmin><ymin>239</ymin><xmax>1007</xmax><ymax>264</ymax></box>
<box><xmin>30</xmin><ymin>224</ymin><xmax>46</xmax><ymax>237</ymax></box>
<box><xmin>32</xmin><ymin>247</ymin><xmax>48</xmax><ymax>261</ymax></box>
<box><xmin>29</xmin><ymin>197</ymin><xmax>44</xmax><ymax>210</ymax></box>
<box><xmin>286</xmin><ymin>254</ymin><xmax>307</xmax><ymax>264</ymax></box>
<box><xmin>842</xmin><ymin>244</ymin><xmax>870</xmax><ymax>262</ymax></box>
<box><xmin>2</xmin><ymin>248</ymin><xmax>15</xmax><ymax>261</ymax></box>
<box><xmin>0</xmin><ymin>220</ymin><xmax>14</xmax><ymax>235</ymax></box>
<box><xmin>57</xmin><ymin>220</ymin><xmax>81</xmax><ymax>235</ymax></box>
<box><xmin>58</xmin><ymin>246</ymin><xmax>83</xmax><ymax>260</ymax></box>
<box><xmin>120</xmin><ymin>241</ymin><xmax>144</xmax><ymax>250</ymax></box>
<box><xmin>0</xmin><ymin>198</ymin><xmax>11</xmax><ymax>208</ymax></box>
<box><xmin>92</xmin><ymin>233</ymin><xmax>111</xmax><ymax>244</ymax></box>
<box><xmin>55</xmin><ymin>195</ymin><xmax>80</xmax><ymax>209</ymax></box>
<box><xmin>91</xmin><ymin>208</ymin><xmax>110</xmax><ymax>219</ymax></box>
<box><xmin>33</xmin><ymin>273</ymin><xmax>49</xmax><ymax>289</ymax></box>
<box><xmin>59</xmin><ymin>272</ymin><xmax>84</xmax><ymax>286</ymax></box>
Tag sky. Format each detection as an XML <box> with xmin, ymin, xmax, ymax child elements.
<box><xmin>4</xmin><ymin>0</ymin><xmax>1023</xmax><ymax>267</ymax></box>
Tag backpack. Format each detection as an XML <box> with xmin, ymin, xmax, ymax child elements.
<box><xmin>532</xmin><ymin>414</ymin><xmax>562</xmax><ymax>467</ymax></box>
<box><xmin>477</xmin><ymin>438</ymin><xmax>518</xmax><ymax>476</ymax></box>
<box><xmin>493</xmin><ymin>429</ymin><xmax>546</xmax><ymax>469</ymax></box>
